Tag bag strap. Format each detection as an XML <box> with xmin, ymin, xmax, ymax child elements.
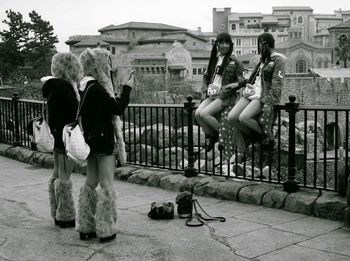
<box><xmin>185</xmin><ymin>198</ymin><xmax>225</xmax><ymax>227</ymax></box>
<box><xmin>75</xmin><ymin>83</ymin><xmax>92</xmax><ymax>121</ymax></box>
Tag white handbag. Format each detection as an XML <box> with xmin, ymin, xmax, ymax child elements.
<box><xmin>62</xmin><ymin>122</ymin><xmax>90</xmax><ymax>163</ymax></box>
<box><xmin>32</xmin><ymin>117</ymin><xmax>54</xmax><ymax>153</ymax></box>
<box><xmin>62</xmin><ymin>84</ymin><xmax>91</xmax><ymax>163</ymax></box>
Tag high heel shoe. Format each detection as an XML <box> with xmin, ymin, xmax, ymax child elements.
<box><xmin>100</xmin><ymin>233</ymin><xmax>116</xmax><ymax>243</ymax></box>
<box><xmin>79</xmin><ymin>232</ymin><xmax>97</xmax><ymax>240</ymax></box>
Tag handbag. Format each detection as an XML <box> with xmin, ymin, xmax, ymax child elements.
<box><xmin>32</xmin><ymin>96</ymin><xmax>54</xmax><ymax>153</ymax></box>
<box><xmin>176</xmin><ymin>189</ymin><xmax>225</xmax><ymax>227</ymax></box>
<box><xmin>175</xmin><ymin>190</ymin><xmax>192</xmax><ymax>218</ymax></box>
<box><xmin>62</xmin><ymin>84</ymin><xmax>91</xmax><ymax>163</ymax></box>
<box><xmin>147</xmin><ymin>202</ymin><xmax>174</xmax><ymax>219</ymax></box>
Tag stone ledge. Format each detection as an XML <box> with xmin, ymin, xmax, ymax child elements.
<box><xmin>0</xmin><ymin>143</ymin><xmax>347</xmax><ymax>223</ymax></box>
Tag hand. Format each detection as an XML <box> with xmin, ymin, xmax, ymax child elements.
<box><xmin>125</xmin><ymin>70</ymin><xmax>134</xmax><ymax>88</ymax></box>
<box><xmin>243</xmin><ymin>86</ymin><xmax>255</xmax><ymax>98</ymax></box>
<box><xmin>262</xmin><ymin>104</ymin><xmax>271</xmax><ymax>113</ymax></box>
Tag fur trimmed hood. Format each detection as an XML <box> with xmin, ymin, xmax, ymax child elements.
<box><xmin>79</xmin><ymin>48</ymin><xmax>115</xmax><ymax>97</ymax></box>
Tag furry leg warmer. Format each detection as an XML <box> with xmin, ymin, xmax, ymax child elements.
<box><xmin>96</xmin><ymin>187</ymin><xmax>118</xmax><ymax>238</ymax></box>
<box><xmin>54</xmin><ymin>179</ymin><xmax>76</xmax><ymax>222</ymax></box>
<box><xmin>48</xmin><ymin>176</ymin><xmax>57</xmax><ymax>219</ymax></box>
<box><xmin>76</xmin><ymin>185</ymin><xmax>97</xmax><ymax>234</ymax></box>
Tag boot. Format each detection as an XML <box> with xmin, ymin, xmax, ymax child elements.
<box><xmin>77</xmin><ymin>185</ymin><xmax>97</xmax><ymax>240</ymax></box>
<box><xmin>48</xmin><ymin>176</ymin><xmax>58</xmax><ymax>225</ymax></box>
<box><xmin>54</xmin><ymin>179</ymin><xmax>76</xmax><ymax>228</ymax></box>
<box><xmin>96</xmin><ymin>187</ymin><xmax>117</xmax><ymax>242</ymax></box>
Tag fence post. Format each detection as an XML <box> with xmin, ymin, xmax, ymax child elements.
<box><xmin>345</xmin><ymin>176</ymin><xmax>350</xmax><ymax>228</ymax></box>
<box><xmin>12</xmin><ymin>92</ymin><xmax>21</xmax><ymax>146</ymax></box>
<box><xmin>283</xmin><ymin>95</ymin><xmax>299</xmax><ymax>193</ymax></box>
<box><xmin>184</xmin><ymin>95</ymin><xmax>197</xmax><ymax>178</ymax></box>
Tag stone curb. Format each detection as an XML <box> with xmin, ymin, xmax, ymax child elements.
<box><xmin>0</xmin><ymin>143</ymin><xmax>347</xmax><ymax>223</ymax></box>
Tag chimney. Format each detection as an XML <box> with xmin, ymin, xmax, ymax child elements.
<box><xmin>197</xmin><ymin>27</ymin><xmax>202</xmax><ymax>33</ymax></box>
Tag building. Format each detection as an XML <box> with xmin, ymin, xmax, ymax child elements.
<box><xmin>213</xmin><ymin>6</ymin><xmax>350</xmax><ymax>72</ymax></box>
<box><xmin>66</xmin><ymin>22</ymin><xmax>211</xmax><ymax>90</ymax></box>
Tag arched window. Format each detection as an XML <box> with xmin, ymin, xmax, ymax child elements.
<box><xmin>231</xmin><ymin>24</ymin><xmax>236</xmax><ymax>31</ymax></box>
<box><xmin>317</xmin><ymin>59</ymin><xmax>322</xmax><ymax>68</ymax></box>
<box><xmin>296</xmin><ymin>59</ymin><xmax>307</xmax><ymax>73</ymax></box>
<box><xmin>297</xmin><ymin>16</ymin><xmax>303</xmax><ymax>24</ymax></box>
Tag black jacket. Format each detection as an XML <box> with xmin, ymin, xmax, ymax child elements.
<box><xmin>42</xmin><ymin>78</ymin><xmax>79</xmax><ymax>149</ymax></box>
<box><xmin>80</xmin><ymin>80</ymin><xmax>131</xmax><ymax>155</ymax></box>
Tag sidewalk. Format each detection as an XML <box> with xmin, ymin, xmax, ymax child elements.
<box><xmin>0</xmin><ymin>156</ymin><xmax>350</xmax><ymax>261</ymax></box>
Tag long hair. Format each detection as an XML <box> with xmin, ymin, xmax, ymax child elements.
<box><xmin>207</xmin><ymin>33</ymin><xmax>233</xmax><ymax>78</ymax></box>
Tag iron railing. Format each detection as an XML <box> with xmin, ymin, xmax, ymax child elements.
<box><xmin>1</xmin><ymin>93</ymin><xmax>349</xmax><ymax>195</ymax></box>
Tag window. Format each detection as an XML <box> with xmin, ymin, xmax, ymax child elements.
<box><xmin>132</xmin><ymin>32</ymin><xmax>136</xmax><ymax>38</ymax></box>
<box><xmin>248</xmin><ymin>19</ymin><xmax>250</xmax><ymax>23</ymax></box>
<box><xmin>220</xmin><ymin>24</ymin><xmax>225</xmax><ymax>29</ymax></box>
<box><xmin>297</xmin><ymin>16</ymin><xmax>303</xmax><ymax>24</ymax></box>
<box><xmin>236</xmin><ymin>38</ymin><xmax>241</xmax><ymax>46</ymax></box>
<box><xmin>252</xmin><ymin>50</ymin><xmax>257</xmax><ymax>54</ymax></box>
<box><xmin>193</xmin><ymin>68</ymin><xmax>197</xmax><ymax>75</ymax></box>
<box><xmin>106</xmin><ymin>46</ymin><xmax>110</xmax><ymax>51</ymax></box>
<box><xmin>198</xmin><ymin>68</ymin><xmax>202</xmax><ymax>75</ymax></box>
<box><xmin>236</xmin><ymin>50</ymin><xmax>241</xmax><ymax>55</ymax></box>
<box><xmin>112</xmin><ymin>47</ymin><xmax>115</xmax><ymax>55</ymax></box>
<box><xmin>211</xmin><ymin>39</ymin><xmax>215</xmax><ymax>46</ymax></box>
<box><xmin>317</xmin><ymin>59</ymin><xmax>322</xmax><ymax>68</ymax></box>
<box><xmin>252</xmin><ymin>38</ymin><xmax>257</xmax><ymax>46</ymax></box>
<box><xmin>254</xmin><ymin>19</ymin><xmax>256</xmax><ymax>23</ymax></box>
<box><xmin>296</xmin><ymin>59</ymin><xmax>307</xmax><ymax>73</ymax></box>
<box><xmin>231</xmin><ymin>24</ymin><xmax>236</xmax><ymax>31</ymax></box>
<box><xmin>192</xmin><ymin>42</ymin><xmax>196</xmax><ymax>46</ymax></box>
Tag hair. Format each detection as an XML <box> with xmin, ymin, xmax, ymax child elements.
<box><xmin>258</xmin><ymin>33</ymin><xmax>275</xmax><ymax>63</ymax></box>
<box><xmin>51</xmin><ymin>52</ymin><xmax>82</xmax><ymax>101</ymax></box>
<box><xmin>207</xmin><ymin>33</ymin><xmax>233</xmax><ymax>77</ymax></box>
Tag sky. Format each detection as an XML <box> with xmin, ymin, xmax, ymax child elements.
<box><xmin>1</xmin><ymin>0</ymin><xmax>349</xmax><ymax>52</ymax></box>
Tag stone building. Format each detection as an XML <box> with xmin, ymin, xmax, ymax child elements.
<box><xmin>66</xmin><ymin>22</ymin><xmax>211</xmax><ymax>89</ymax></box>
<box><xmin>212</xmin><ymin>6</ymin><xmax>350</xmax><ymax>71</ymax></box>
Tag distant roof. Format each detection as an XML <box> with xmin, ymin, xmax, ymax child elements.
<box><xmin>261</xmin><ymin>15</ymin><xmax>278</xmax><ymax>24</ymax></box>
<box><xmin>162</xmin><ymin>31</ymin><xmax>208</xmax><ymax>42</ymax></box>
<box><xmin>275</xmin><ymin>39</ymin><xmax>331</xmax><ymax>49</ymax></box>
<box><xmin>312</xmin><ymin>14</ymin><xmax>343</xmax><ymax>20</ymax></box>
<box><xmin>328</xmin><ymin>20</ymin><xmax>350</xmax><ymax>30</ymax></box>
<box><xmin>138</xmin><ymin>37</ymin><xmax>186</xmax><ymax>44</ymax></box>
<box><xmin>99</xmin><ymin>22</ymin><xmax>186</xmax><ymax>32</ymax></box>
<box><xmin>73</xmin><ymin>38</ymin><xmax>109</xmax><ymax>47</ymax></box>
<box><xmin>309</xmin><ymin>68</ymin><xmax>350</xmax><ymax>78</ymax></box>
<box><xmin>228</xmin><ymin>13</ymin><xmax>263</xmax><ymax>21</ymax></box>
<box><xmin>189</xmin><ymin>50</ymin><xmax>211</xmax><ymax>59</ymax></box>
<box><xmin>272</xmin><ymin>6</ymin><xmax>313</xmax><ymax>11</ymax></box>
<box><xmin>65</xmin><ymin>35</ymin><xmax>130</xmax><ymax>46</ymax></box>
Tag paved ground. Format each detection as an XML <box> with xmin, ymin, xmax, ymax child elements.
<box><xmin>0</xmin><ymin>156</ymin><xmax>350</xmax><ymax>261</ymax></box>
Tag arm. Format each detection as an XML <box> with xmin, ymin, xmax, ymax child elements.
<box><xmin>104</xmin><ymin>85</ymin><xmax>132</xmax><ymax>115</ymax></box>
<box><xmin>260</xmin><ymin>57</ymin><xmax>285</xmax><ymax>107</ymax></box>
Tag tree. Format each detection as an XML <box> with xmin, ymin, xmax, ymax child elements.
<box><xmin>25</xmin><ymin>10</ymin><xmax>58</xmax><ymax>77</ymax></box>
<box><xmin>335</xmin><ymin>33</ymin><xmax>350</xmax><ymax>68</ymax></box>
<box><xmin>0</xmin><ymin>10</ymin><xmax>29</xmax><ymax>80</ymax></box>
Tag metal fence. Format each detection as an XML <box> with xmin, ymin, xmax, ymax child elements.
<box><xmin>1</xmin><ymin>93</ymin><xmax>349</xmax><ymax>194</ymax></box>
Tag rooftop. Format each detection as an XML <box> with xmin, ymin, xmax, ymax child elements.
<box><xmin>98</xmin><ymin>22</ymin><xmax>186</xmax><ymax>32</ymax></box>
<box><xmin>272</xmin><ymin>6</ymin><xmax>313</xmax><ymax>11</ymax></box>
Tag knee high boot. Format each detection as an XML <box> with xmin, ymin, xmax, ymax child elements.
<box><xmin>48</xmin><ymin>177</ymin><xmax>57</xmax><ymax>223</ymax></box>
<box><xmin>96</xmin><ymin>187</ymin><xmax>117</xmax><ymax>242</ymax></box>
<box><xmin>54</xmin><ymin>179</ymin><xmax>76</xmax><ymax>227</ymax></box>
<box><xmin>77</xmin><ymin>185</ymin><xmax>97</xmax><ymax>240</ymax></box>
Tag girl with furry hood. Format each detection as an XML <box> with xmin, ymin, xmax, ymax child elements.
<box><xmin>195</xmin><ymin>33</ymin><xmax>246</xmax><ymax>152</ymax></box>
<box><xmin>76</xmin><ymin>48</ymin><xmax>133</xmax><ymax>243</ymax></box>
<box><xmin>42</xmin><ymin>52</ymin><xmax>82</xmax><ymax>228</ymax></box>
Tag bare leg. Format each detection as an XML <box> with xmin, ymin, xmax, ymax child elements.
<box><xmin>227</xmin><ymin>97</ymin><xmax>250</xmax><ymax>125</ymax></box>
<box><xmin>195</xmin><ymin>98</ymin><xmax>215</xmax><ymax>135</ymax></box>
<box><xmin>239</xmin><ymin>99</ymin><xmax>263</xmax><ymax>134</ymax></box>
<box><xmin>200</xmin><ymin>98</ymin><xmax>224</xmax><ymax>135</ymax></box>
